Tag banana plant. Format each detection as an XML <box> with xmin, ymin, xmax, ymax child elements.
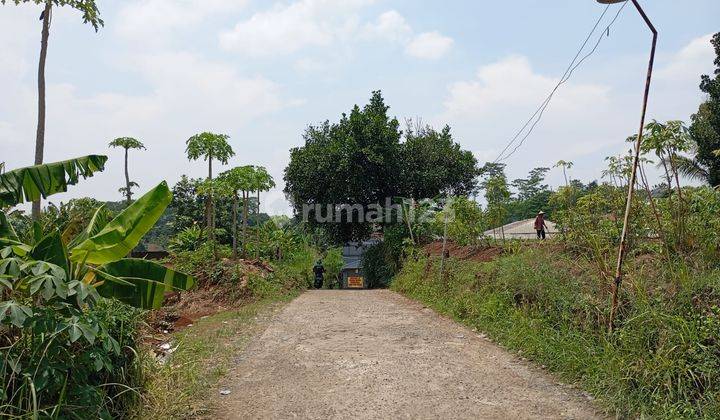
<box><xmin>0</xmin><ymin>181</ymin><xmax>194</xmax><ymax>311</ymax></box>
<box><xmin>0</xmin><ymin>155</ymin><xmax>107</xmax><ymax>207</ymax></box>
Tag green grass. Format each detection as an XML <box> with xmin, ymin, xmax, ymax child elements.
<box><xmin>134</xmin><ymin>291</ymin><xmax>299</xmax><ymax>419</ymax></box>
<box><xmin>392</xmin><ymin>246</ymin><xmax>720</xmax><ymax>419</ymax></box>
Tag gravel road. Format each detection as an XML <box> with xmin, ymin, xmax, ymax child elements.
<box><xmin>215</xmin><ymin>290</ymin><xmax>601</xmax><ymax>419</ymax></box>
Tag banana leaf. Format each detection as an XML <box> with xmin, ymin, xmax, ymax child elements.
<box><xmin>31</xmin><ymin>230</ymin><xmax>70</xmax><ymax>275</ymax></box>
<box><xmin>66</xmin><ymin>204</ymin><xmax>111</xmax><ymax>249</ymax></box>
<box><xmin>95</xmin><ymin>258</ymin><xmax>195</xmax><ymax>309</ymax></box>
<box><xmin>0</xmin><ymin>212</ymin><xmax>18</xmax><ymax>241</ymax></box>
<box><xmin>0</xmin><ymin>155</ymin><xmax>108</xmax><ymax>206</ymax></box>
<box><xmin>70</xmin><ymin>182</ymin><xmax>171</xmax><ymax>265</ymax></box>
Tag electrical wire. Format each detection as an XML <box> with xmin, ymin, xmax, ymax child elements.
<box><xmin>492</xmin><ymin>1</ymin><xmax>629</xmax><ymax>164</ymax></box>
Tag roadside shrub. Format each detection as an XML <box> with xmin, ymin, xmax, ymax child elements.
<box><xmin>392</xmin><ymin>248</ymin><xmax>720</xmax><ymax>418</ymax></box>
<box><xmin>167</xmin><ymin>225</ymin><xmax>205</xmax><ymax>254</ymax></box>
<box><xmin>323</xmin><ymin>247</ymin><xmax>343</xmax><ymax>289</ymax></box>
<box><xmin>362</xmin><ymin>242</ymin><xmax>398</xmax><ymax>288</ymax></box>
<box><xmin>0</xmin><ymin>258</ymin><xmax>145</xmax><ymax>419</ymax></box>
<box><xmin>169</xmin><ymin>242</ymin><xmax>231</xmax><ymax>285</ymax></box>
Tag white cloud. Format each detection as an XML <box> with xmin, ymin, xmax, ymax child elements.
<box><xmin>219</xmin><ymin>0</ymin><xmax>373</xmax><ymax>56</ymax></box>
<box><xmin>116</xmin><ymin>0</ymin><xmax>247</xmax><ymax>44</ymax></box>
<box><xmin>405</xmin><ymin>31</ymin><xmax>454</xmax><ymax>60</ymax></box>
<box><xmin>218</xmin><ymin>2</ymin><xmax>453</xmax><ymax>60</ymax></box>
<box><xmin>438</xmin><ymin>34</ymin><xmax>716</xmax><ymax>186</ymax></box>
<box><xmin>657</xmin><ymin>33</ymin><xmax>715</xmax><ymax>83</ymax></box>
<box><xmin>363</xmin><ymin>10</ymin><xmax>412</xmax><ymax>43</ymax></box>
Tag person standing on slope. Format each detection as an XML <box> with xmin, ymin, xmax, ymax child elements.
<box><xmin>534</xmin><ymin>211</ymin><xmax>548</xmax><ymax>240</ymax></box>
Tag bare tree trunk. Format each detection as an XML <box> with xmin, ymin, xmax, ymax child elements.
<box><xmin>242</xmin><ymin>190</ymin><xmax>248</xmax><ymax>258</ymax></box>
<box><xmin>639</xmin><ymin>162</ymin><xmax>667</xmax><ymax>251</ymax></box>
<box><xmin>255</xmin><ymin>189</ymin><xmax>260</xmax><ymax>259</ymax></box>
<box><xmin>32</xmin><ymin>1</ymin><xmax>52</xmax><ymax>220</ymax></box>
<box><xmin>439</xmin><ymin>207</ymin><xmax>449</xmax><ymax>281</ymax></box>
<box><xmin>124</xmin><ymin>147</ymin><xmax>131</xmax><ymax>205</ymax></box>
<box><xmin>232</xmin><ymin>193</ymin><xmax>238</xmax><ymax>259</ymax></box>
<box><xmin>206</xmin><ymin>156</ymin><xmax>214</xmax><ymax>241</ymax></box>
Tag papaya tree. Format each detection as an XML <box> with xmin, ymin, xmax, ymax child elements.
<box><xmin>185</xmin><ymin>132</ymin><xmax>234</xmax><ymax>242</ymax></box>
<box><xmin>251</xmin><ymin>167</ymin><xmax>275</xmax><ymax>258</ymax></box>
<box><xmin>554</xmin><ymin>160</ymin><xmax>574</xmax><ymax>187</ymax></box>
<box><xmin>217</xmin><ymin>166</ymin><xmax>254</xmax><ymax>259</ymax></box>
<box><xmin>108</xmin><ymin>137</ymin><xmax>146</xmax><ymax>205</ymax></box>
<box><xmin>2</xmin><ymin>0</ymin><xmax>103</xmax><ymax>220</ymax></box>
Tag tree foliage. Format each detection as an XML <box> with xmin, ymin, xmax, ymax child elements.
<box><xmin>690</xmin><ymin>32</ymin><xmax>720</xmax><ymax>186</ymax></box>
<box><xmin>1</xmin><ymin>0</ymin><xmax>103</xmax><ymax>31</ymax></box>
<box><xmin>284</xmin><ymin>91</ymin><xmax>478</xmax><ymax>242</ymax></box>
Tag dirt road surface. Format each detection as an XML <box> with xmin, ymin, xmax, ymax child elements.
<box><xmin>216</xmin><ymin>290</ymin><xmax>600</xmax><ymax>419</ymax></box>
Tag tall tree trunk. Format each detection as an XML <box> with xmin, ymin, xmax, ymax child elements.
<box><xmin>232</xmin><ymin>192</ymin><xmax>238</xmax><ymax>259</ymax></box>
<box><xmin>563</xmin><ymin>168</ymin><xmax>568</xmax><ymax>187</ymax></box>
<box><xmin>242</xmin><ymin>190</ymin><xmax>249</xmax><ymax>258</ymax></box>
<box><xmin>639</xmin><ymin>162</ymin><xmax>667</xmax><ymax>251</ymax></box>
<box><xmin>255</xmin><ymin>189</ymin><xmax>260</xmax><ymax>259</ymax></box>
<box><xmin>32</xmin><ymin>1</ymin><xmax>52</xmax><ymax>220</ymax></box>
<box><xmin>206</xmin><ymin>156</ymin><xmax>214</xmax><ymax>241</ymax></box>
<box><xmin>124</xmin><ymin>147</ymin><xmax>131</xmax><ymax>205</ymax></box>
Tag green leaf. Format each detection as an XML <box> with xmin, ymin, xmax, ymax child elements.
<box><xmin>67</xmin><ymin>204</ymin><xmax>111</xmax><ymax>250</ymax></box>
<box><xmin>0</xmin><ymin>301</ymin><xmax>33</xmax><ymax>327</ymax></box>
<box><xmin>96</xmin><ymin>258</ymin><xmax>195</xmax><ymax>309</ymax></box>
<box><xmin>70</xmin><ymin>182</ymin><xmax>172</xmax><ymax>265</ymax></box>
<box><xmin>0</xmin><ymin>155</ymin><xmax>108</xmax><ymax>206</ymax></box>
<box><xmin>31</xmin><ymin>230</ymin><xmax>70</xmax><ymax>276</ymax></box>
<box><xmin>0</xmin><ymin>212</ymin><xmax>18</xmax><ymax>241</ymax></box>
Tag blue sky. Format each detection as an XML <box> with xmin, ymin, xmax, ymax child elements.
<box><xmin>1</xmin><ymin>0</ymin><xmax>718</xmax><ymax>214</ymax></box>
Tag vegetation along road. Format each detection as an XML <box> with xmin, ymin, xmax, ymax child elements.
<box><xmin>215</xmin><ymin>290</ymin><xmax>600</xmax><ymax>419</ymax></box>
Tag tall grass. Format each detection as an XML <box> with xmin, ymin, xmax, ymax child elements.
<box><xmin>392</xmin><ymin>247</ymin><xmax>720</xmax><ymax>418</ymax></box>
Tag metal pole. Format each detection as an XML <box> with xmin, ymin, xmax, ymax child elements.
<box><xmin>608</xmin><ymin>0</ymin><xmax>657</xmax><ymax>332</ymax></box>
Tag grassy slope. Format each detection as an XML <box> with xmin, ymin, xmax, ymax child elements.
<box><xmin>392</xmin><ymin>246</ymin><xmax>720</xmax><ymax>419</ymax></box>
<box><xmin>135</xmin><ymin>292</ymin><xmax>299</xmax><ymax>419</ymax></box>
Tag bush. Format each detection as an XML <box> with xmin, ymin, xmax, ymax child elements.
<box><xmin>323</xmin><ymin>247</ymin><xmax>343</xmax><ymax>289</ymax></box>
<box><xmin>167</xmin><ymin>225</ymin><xmax>205</xmax><ymax>254</ymax></box>
<box><xmin>1</xmin><ymin>293</ymin><xmax>144</xmax><ymax>418</ymax></box>
<box><xmin>169</xmin><ymin>242</ymin><xmax>231</xmax><ymax>285</ymax></box>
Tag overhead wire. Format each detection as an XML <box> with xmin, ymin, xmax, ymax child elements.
<box><xmin>492</xmin><ymin>1</ymin><xmax>629</xmax><ymax>164</ymax></box>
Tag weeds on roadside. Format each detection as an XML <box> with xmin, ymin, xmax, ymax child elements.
<box><xmin>392</xmin><ymin>248</ymin><xmax>720</xmax><ymax>418</ymax></box>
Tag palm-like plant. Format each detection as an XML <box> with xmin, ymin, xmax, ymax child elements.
<box><xmin>109</xmin><ymin>137</ymin><xmax>146</xmax><ymax>205</ymax></box>
<box><xmin>2</xmin><ymin>0</ymin><xmax>103</xmax><ymax>220</ymax></box>
<box><xmin>554</xmin><ymin>160</ymin><xmax>574</xmax><ymax>187</ymax></box>
<box><xmin>186</xmin><ymin>132</ymin><xmax>234</xmax><ymax>242</ymax></box>
<box><xmin>217</xmin><ymin>166</ymin><xmax>255</xmax><ymax>259</ymax></box>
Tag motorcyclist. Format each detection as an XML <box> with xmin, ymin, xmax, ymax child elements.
<box><xmin>313</xmin><ymin>260</ymin><xmax>325</xmax><ymax>289</ymax></box>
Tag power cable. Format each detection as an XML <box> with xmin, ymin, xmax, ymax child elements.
<box><xmin>492</xmin><ymin>1</ymin><xmax>629</xmax><ymax>163</ymax></box>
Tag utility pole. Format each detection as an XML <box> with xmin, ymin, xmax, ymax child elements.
<box><xmin>598</xmin><ymin>0</ymin><xmax>658</xmax><ymax>332</ymax></box>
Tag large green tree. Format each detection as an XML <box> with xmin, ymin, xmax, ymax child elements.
<box><xmin>2</xmin><ymin>0</ymin><xmax>103</xmax><ymax>219</ymax></box>
<box><xmin>108</xmin><ymin>137</ymin><xmax>145</xmax><ymax>205</ymax></box>
<box><xmin>284</xmin><ymin>91</ymin><xmax>403</xmax><ymax>242</ymax></box>
<box><xmin>185</xmin><ymin>132</ymin><xmax>234</xmax><ymax>241</ymax></box>
<box><xmin>400</xmin><ymin>123</ymin><xmax>479</xmax><ymax>198</ymax></box>
<box><xmin>284</xmin><ymin>91</ymin><xmax>479</xmax><ymax>243</ymax></box>
<box><xmin>690</xmin><ymin>32</ymin><xmax>720</xmax><ymax>186</ymax></box>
